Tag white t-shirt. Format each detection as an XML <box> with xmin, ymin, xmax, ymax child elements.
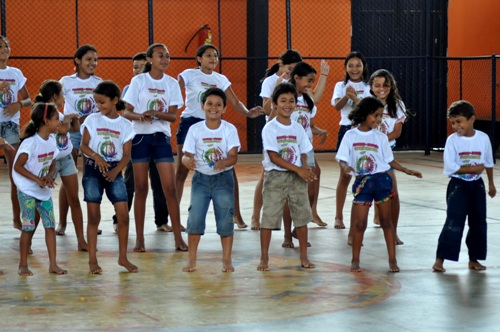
<box><xmin>53</xmin><ymin>112</ymin><xmax>73</xmax><ymax>159</ymax></box>
<box><xmin>178</xmin><ymin>68</ymin><xmax>231</xmax><ymax>120</ymax></box>
<box><xmin>0</xmin><ymin>66</ymin><xmax>28</xmax><ymax>124</ymax></box>
<box><xmin>80</xmin><ymin>113</ymin><xmax>135</xmax><ymax>163</ymax></box>
<box><xmin>443</xmin><ymin>130</ymin><xmax>494</xmax><ymax>182</ymax></box>
<box><xmin>331</xmin><ymin>80</ymin><xmax>371</xmax><ymax>126</ymax></box>
<box><xmin>377</xmin><ymin>102</ymin><xmax>407</xmax><ymax>146</ymax></box>
<box><xmin>182</xmin><ymin>120</ymin><xmax>240</xmax><ymax>175</ymax></box>
<box><xmin>260</xmin><ymin>73</ymin><xmax>285</xmax><ymax>99</ymax></box>
<box><xmin>262</xmin><ymin>118</ymin><xmax>312</xmax><ymax>172</ymax></box>
<box><xmin>60</xmin><ymin>74</ymin><xmax>102</xmax><ymax>118</ymax></box>
<box><xmin>123</xmin><ymin>72</ymin><xmax>183</xmax><ymax>136</ymax></box>
<box><xmin>293</xmin><ymin>95</ymin><xmax>317</xmax><ymax>141</ymax></box>
<box><xmin>335</xmin><ymin>128</ymin><xmax>394</xmax><ymax>176</ymax></box>
<box><xmin>12</xmin><ymin>134</ymin><xmax>59</xmax><ymax>201</ymax></box>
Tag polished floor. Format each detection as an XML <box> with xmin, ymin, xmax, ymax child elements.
<box><xmin>1</xmin><ymin>152</ymin><xmax>500</xmax><ymax>331</ymax></box>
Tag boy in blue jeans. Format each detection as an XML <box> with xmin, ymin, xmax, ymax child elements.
<box><xmin>258</xmin><ymin>83</ymin><xmax>317</xmax><ymax>271</ymax></box>
<box><xmin>181</xmin><ymin>87</ymin><xmax>240</xmax><ymax>272</ymax></box>
<box><xmin>433</xmin><ymin>100</ymin><xmax>496</xmax><ymax>272</ymax></box>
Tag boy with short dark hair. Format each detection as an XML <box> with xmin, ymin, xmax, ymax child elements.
<box><xmin>182</xmin><ymin>87</ymin><xmax>240</xmax><ymax>272</ymax></box>
<box><xmin>433</xmin><ymin>100</ymin><xmax>496</xmax><ymax>272</ymax></box>
<box><xmin>258</xmin><ymin>83</ymin><xmax>317</xmax><ymax>271</ymax></box>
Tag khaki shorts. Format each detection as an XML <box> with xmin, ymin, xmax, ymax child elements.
<box><xmin>261</xmin><ymin>170</ymin><xmax>311</xmax><ymax>230</ymax></box>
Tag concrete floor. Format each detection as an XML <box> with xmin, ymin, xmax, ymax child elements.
<box><xmin>1</xmin><ymin>151</ymin><xmax>500</xmax><ymax>332</ymax></box>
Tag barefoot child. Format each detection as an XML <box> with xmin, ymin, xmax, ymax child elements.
<box><xmin>12</xmin><ymin>103</ymin><xmax>67</xmax><ymax>276</ymax></box>
<box><xmin>182</xmin><ymin>88</ymin><xmax>240</xmax><ymax>272</ymax></box>
<box><xmin>80</xmin><ymin>81</ymin><xmax>138</xmax><ymax>274</ymax></box>
<box><xmin>336</xmin><ymin>97</ymin><xmax>422</xmax><ymax>273</ymax></box>
<box><xmin>432</xmin><ymin>100</ymin><xmax>496</xmax><ymax>273</ymax></box>
<box><xmin>258</xmin><ymin>83</ymin><xmax>317</xmax><ymax>271</ymax></box>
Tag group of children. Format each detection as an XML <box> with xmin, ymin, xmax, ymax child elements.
<box><xmin>0</xmin><ymin>36</ymin><xmax>496</xmax><ymax>276</ymax></box>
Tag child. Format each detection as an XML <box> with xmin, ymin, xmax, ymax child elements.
<box><xmin>80</xmin><ymin>81</ymin><xmax>138</xmax><ymax>274</ymax></box>
<box><xmin>181</xmin><ymin>87</ymin><xmax>240</xmax><ymax>273</ymax></box>
<box><xmin>123</xmin><ymin>43</ymin><xmax>187</xmax><ymax>252</ymax></box>
<box><xmin>12</xmin><ymin>102</ymin><xmax>67</xmax><ymax>276</ymax></box>
<box><xmin>258</xmin><ymin>83</ymin><xmax>317</xmax><ymax>271</ymax></box>
<box><xmin>264</xmin><ymin>62</ymin><xmax>328</xmax><ymax>248</ymax></box>
<box><xmin>0</xmin><ymin>36</ymin><xmax>33</xmax><ymax>231</ymax></box>
<box><xmin>432</xmin><ymin>100</ymin><xmax>496</xmax><ymax>273</ymax></box>
<box><xmin>336</xmin><ymin>97</ymin><xmax>422</xmax><ymax>273</ymax></box>
<box><xmin>251</xmin><ymin>50</ymin><xmax>329</xmax><ymax>230</ymax></box>
<box><xmin>59</xmin><ymin>44</ymin><xmax>102</xmax><ymax>235</ymax></box>
<box><xmin>112</xmin><ymin>52</ymin><xmax>170</xmax><ymax>234</ymax></box>
<box><xmin>332</xmin><ymin>52</ymin><xmax>371</xmax><ymax>230</ymax></box>
<box><xmin>33</xmin><ymin>80</ymin><xmax>88</xmax><ymax>251</ymax></box>
<box><xmin>175</xmin><ymin>44</ymin><xmax>262</xmax><ymax>230</ymax></box>
<box><xmin>369</xmin><ymin>69</ymin><xmax>410</xmax><ymax>244</ymax></box>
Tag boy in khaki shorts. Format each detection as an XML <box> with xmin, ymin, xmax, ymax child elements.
<box><xmin>257</xmin><ymin>83</ymin><xmax>317</xmax><ymax>271</ymax></box>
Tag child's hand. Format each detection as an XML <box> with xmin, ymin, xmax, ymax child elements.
<box><xmin>42</xmin><ymin>176</ymin><xmax>56</xmax><ymax>189</ymax></box>
<box><xmin>342</xmin><ymin>166</ymin><xmax>356</xmax><ymax>177</ymax></box>
<box><xmin>63</xmin><ymin>113</ymin><xmax>79</xmax><ymax>124</ymax></box>
<box><xmin>297</xmin><ymin>167</ymin><xmax>317</xmax><ymax>182</ymax></box>
<box><xmin>320</xmin><ymin>60</ymin><xmax>330</xmax><ymax>76</ymax></box>
<box><xmin>213</xmin><ymin>159</ymin><xmax>226</xmax><ymax>171</ymax></box>
<box><xmin>94</xmin><ymin>155</ymin><xmax>109</xmax><ymax>173</ymax></box>
<box><xmin>346</xmin><ymin>85</ymin><xmax>357</xmax><ymax>100</ymax></box>
<box><xmin>277</xmin><ymin>72</ymin><xmax>289</xmax><ymax>85</ymax></box>
<box><xmin>103</xmin><ymin>168</ymin><xmax>119</xmax><ymax>182</ymax></box>
<box><xmin>3</xmin><ymin>102</ymin><xmax>20</xmax><ymax>117</ymax></box>
<box><xmin>488</xmin><ymin>184</ymin><xmax>496</xmax><ymax>198</ymax></box>
<box><xmin>184</xmin><ymin>156</ymin><xmax>196</xmax><ymax>171</ymax></box>
<box><xmin>138</xmin><ymin>113</ymin><xmax>153</xmax><ymax>124</ymax></box>
<box><xmin>316</xmin><ymin>129</ymin><xmax>328</xmax><ymax>145</ymax></box>
<box><xmin>247</xmin><ymin>106</ymin><xmax>264</xmax><ymax>118</ymax></box>
<box><xmin>404</xmin><ymin>168</ymin><xmax>423</xmax><ymax>178</ymax></box>
<box><xmin>0</xmin><ymin>137</ymin><xmax>14</xmax><ymax>151</ymax></box>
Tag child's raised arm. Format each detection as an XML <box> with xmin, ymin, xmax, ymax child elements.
<box><xmin>389</xmin><ymin>160</ymin><xmax>423</xmax><ymax>178</ymax></box>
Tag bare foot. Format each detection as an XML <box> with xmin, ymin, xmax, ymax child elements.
<box><xmin>373</xmin><ymin>218</ymin><xmax>380</xmax><ymax>226</ymax></box>
<box><xmin>175</xmin><ymin>239</ymin><xmax>188</xmax><ymax>252</ymax></box>
<box><xmin>469</xmin><ymin>260</ymin><xmax>487</xmax><ymax>271</ymax></box>
<box><xmin>89</xmin><ymin>262</ymin><xmax>103</xmax><ymax>274</ymax></box>
<box><xmin>291</xmin><ymin>228</ymin><xmax>312</xmax><ymax>247</ymax></box>
<box><xmin>13</xmin><ymin>220</ymin><xmax>22</xmax><ymax>231</ymax></box>
<box><xmin>301</xmin><ymin>259</ymin><xmax>316</xmax><ymax>269</ymax></box>
<box><xmin>257</xmin><ymin>259</ymin><xmax>269</xmax><ymax>271</ymax></box>
<box><xmin>55</xmin><ymin>223</ymin><xmax>66</xmax><ymax>236</ymax></box>
<box><xmin>432</xmin><ymin>258</ymin><xmax>446</xmax><ymax>272</ymax></box>
<box><xmin>351</xmin><ymin>261</ymin><xmax>362</xmax><ymax>272</ymax></box>
<box><xmin>157</xmin><ymin>224</ymin><xmax>172</xmax><ymax>232</ymax></box>
<box><xmin>182</xmin><ymin>262</ymin><xmax>196</xmax><ymax>272</ymax></box>
<box><xmin>78</xmin><ymin>242</ymin><xmax>89</xmax><ymax>252</ymax></box>
<box><xmin>18</xmin><ymin>265</ymin><xmax>33</xmax><ymax>276</ymax></box>
<box><xmin>49</xmin><ymin>264</ymin><xmax>68</xmax><ymax>275</ymax></box>
<box><xmin>334</xmin><ymin>218</ymin><xmax>345</xmax><ymax>229</ymax></box>
<box><xmin>395</xmin><ymin>234</ymin><xmax>404</xmax><ymax>245</ymax></box>
<box><xmin>133</xmin><ymin>239</ymin><xmax>146</xmax><ymax>252</ymax></box>
<box><xmin>113</xmin><ymin>223</ymin><xmax>118</xmax><ymax>233</ymax></box>
<box><xmin>250</xmin><ymin>217</ymin><xmax>260</xmax><ymax>230</ymax></box>
<box><xmin>347</xmin><ymin>236</ymin><xmax>352</xmax><ymax>246</ymax></box>
<box><xmin>233</xmin><ymin>216</ymin><xmax>248</xmax><ymax>229</ymax></box>
<box><xmin>28</xmin><ymin>247</ymin><xmax>33</xmax><ymax>255</ymax></box>
<box><xmin>311</xmin><ymin>215</ymin><xmax>328</xmax><ymax>227</ymax></box>
<box><xmin>118</xmin><ymin>258</ymin><xmax>138</xmax><ymax>272</ymax></box>
<box><xmin>282</xmin><ymin>239</ymin><xmax>295</xmax><ymax>248</ymax></box>
<box><xmin>389</xmin><ymin>261</ymin><xmax>400</xmax><ymax>273</ymax></box>
<box><xmin>222</xmin><ymin>259</ymin><xmax>234</xmax><ymax>272</ymax></box>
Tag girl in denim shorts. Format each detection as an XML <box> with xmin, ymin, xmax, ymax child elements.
<box><xmin>336</xmin><ymin>97</ymin><xmax>421</xmax><ymax>273</ymax></box>
<box><xmin>80</xmin><ymin>81</ymin><xmax>137</xmax><ymax>274</ymax></box>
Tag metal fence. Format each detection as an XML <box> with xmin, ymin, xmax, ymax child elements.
<box><xmin>1</xmin><ymin>0</ymin><xmax>499</xmax><ymax>155</ymax></box>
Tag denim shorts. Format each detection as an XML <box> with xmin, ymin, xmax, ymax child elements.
<box><xmin>69</xmin><ymin>131</ymin><xmax>82</xmax><ymax>150</ymax></box>
<box><xmin>176</xmin><ymin>116</ymin><xmax>204</xmax><ymax>145</ymax></box>
<box><xmin>82</xmin><ymin>159</ymin><xmax>127</xmax><ymax>204</ymax></box>
<box><xmin>186</xmin><ymin>169</ymin><xmax>235</xmax><ymax>236</ymax></box>
<box><xmin>352</xmin><ymin>172</ymin><xmax>393</xmax><ymax>206</ymax></box>
<box><xmin>131</xmin><ymin>132</ymin><xmax>174</xmax><ymax>163</ymax></box>
<box><xmin>306</xmin><ymin>149</ymin><xmax>316</xmax><ymax>167</ymax></box>
<box><xmin>0</xmin><ymin>121</ymin><xmax>20</xmax><ymax>145</ymax></box>
<box><xmin>261</xmin><ymin>170</ymin><xmax>311</xmax><ymax>229</ymax></box>
<box><xmin>17</xmin><ymin>191</ymin><xmax>55</xmax><ymax>231</ymax></box>
<box><xmin>336</xmin><ymin>125</ymin><xmax>351</xmax><ymax>151</ymax></box>
<box><xmin>54</xmin><ymin>154</ymin><xmax>78</xmax><ymax>178</ymax></box>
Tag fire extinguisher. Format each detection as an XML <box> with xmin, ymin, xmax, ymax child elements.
<box><xmin>184</xmin><ymin>24</ymin><xmax>212</xmax><ymax>53</ymax></box>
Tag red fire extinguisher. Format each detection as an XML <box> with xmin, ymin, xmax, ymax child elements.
<box><xmin>185</xmin><ymin>24</ymin><xmax>212</xmax><ymax>53</ymax></box>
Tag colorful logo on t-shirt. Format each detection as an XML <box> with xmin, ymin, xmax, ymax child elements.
<box><xmin>203</xmin><ymin>147</ymin><xmax>224</xmax><ymax>167</ymax></box>
<box><xmin>278</xmin><ymin>146</ymin><xmax>298</xmax><ymax>165</ymax></box>
<box><xmin>198</xmin><ymin>82</ymin><xmax>217</xmax><ymax>103</ymax></box>
<box><xmin>356</xmin><ymin>154</ymin><xmax>376</xmax><ymax>175</ymax></box>
<box><xmin>55</xmin><ymin>134</ymin><xmax>70</xmax><ymax>152</ymax></box>
<box><xmin>0</xmin><ymin>79</ymin><xmax>14</xmax><ymax>107</ymax></box>
<box><xmin>98</xmin><ymin>140</ymin><xmax>117</xmax><ymax>160</ymax></box>
<box><xmin>75</xmin><ymin>97</ymin><xmax>95</xmax><ymax>116</ymax></box>
<box><xmin>147</xmin><ymin>98</ymin><xmax>167</xmax><ymax>113</ymax></box>
<box><xmin>37</xmin><ymin>151</ymin><xmax>55</xmax><ymax>177</ymax></box>
<box><xmin>458</xmin><ymin>151</ymin><xmax>482</xmax><ymax>181</ymax></box>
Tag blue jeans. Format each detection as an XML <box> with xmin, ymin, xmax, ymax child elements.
<box><xmin>186</xmin><ymin>169</ymin><xmax>235</xmax><ymax>236</ymax></box>
<box><xmin>82</xmin><ymin>159</ymin><xmax>128</xmax><ymax>204</ymax></box>
<box><xmin>436</xmin><ymin>177</ymin><xmax>487</xmax><ymax>261</ymax></box>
